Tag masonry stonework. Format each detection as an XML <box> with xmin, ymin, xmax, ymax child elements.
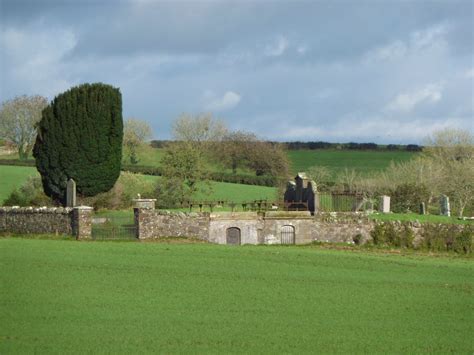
<box><xmin>133</xmin><ymin>208</ymin><xmax>379</xmax><ymax>245</ymax></box>
<box><xmin>0</xmin><ymin>206</ymin><xmax>93</xmax><ymax>239</ymax></box>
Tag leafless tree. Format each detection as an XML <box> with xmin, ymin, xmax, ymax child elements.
<box><xmin>0</xmin><ymin>95</ymin><xmax>48</xmax><ymax>159</ymax></box>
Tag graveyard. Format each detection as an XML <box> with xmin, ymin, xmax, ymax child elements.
<box><xmin>2</xmin><ymin>0</ymin><xmax>473</xmax><ymax>352</ymax></box>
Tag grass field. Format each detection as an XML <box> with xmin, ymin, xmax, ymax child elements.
<box><xmin>288</xmin><ymin>149</ymin><xmax>417</xmax><ymax>177</ymax></box>
<box><xmin>0</xmin><ymin>165</ymin><xmax>39</xmax><ymax>203</ymax></box>
<box><xmin>121</xmin><ymin>147</ymin><xmax>418</xmax><ymax>177</ymax></box>
<box><xmin>0</xmin><ymin>166</ymin><xmax>277</xmax><ymax>205</ymax></box>
<box><xmin>1</xmin><ymin>238</ymin><xmax>472</xmax><ymax>353</ymax></box>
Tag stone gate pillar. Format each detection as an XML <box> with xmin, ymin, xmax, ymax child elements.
<box><xmin>133</xmin><ymin>199</ymin><xmax>156</xmax><ymax>240</ymax></box>
<box><xmin>73</xmin><ymin>206</ymin><xmax>93</xmax><ymax>240</ymax></box>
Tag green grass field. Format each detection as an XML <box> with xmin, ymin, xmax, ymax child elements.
<box><xmin>0</xmin><ymin>166</ymin><xmax>277</xmax><ymax>205</ymax></box>
<box><xmin>1</xmin><ymin>238</ymin><xmax>472</xmax><ymax>353</ymax></box>
<box><xmin>0</xmin><ymin>165</ymin><xmax>39</xmax><ymax>203</ymax></box>
<box><xmin>121</xmin><ymin>147</ymin><xmax>418</xmax><ymax>177</ymax></box>
<box><xmin>288</xmin><ymin>149</ymin><xmax>417</xmax><ymax>176</ymax></box>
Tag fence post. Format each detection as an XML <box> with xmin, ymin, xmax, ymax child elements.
<box><xmin>73</xmin><ymin>206</ymin><xmax>94</xmax><ymax>240</ymax></box>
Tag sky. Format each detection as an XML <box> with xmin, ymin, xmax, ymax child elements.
<box><xmin>0</xmin><ymin>0</ymin><xmax>473</xmax><ymax>143</ymax></box>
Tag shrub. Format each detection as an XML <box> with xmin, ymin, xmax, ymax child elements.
<box><xmin>3</xmin><ymin>176</ymin><xmax>52</xmax><ymax>207</ymax></box>
<box><xmin>453</xmin><ymin>225</ymin><xmax>472</xmax><ymax>254</ymax></box>
<box><xmin>391</xmin><ymin>183</ymin><xmax>430</xmax><ymax>213</ymax></box>
<box><xmin>79</xmin><ymin>171</ymin><xmax>154</xmax><ymax>210</ymax></box>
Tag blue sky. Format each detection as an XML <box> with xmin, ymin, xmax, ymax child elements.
<box><xmin>1</xmin><ymin>0</ymin><xmax>473</xmax><ymax>143</ymax></box>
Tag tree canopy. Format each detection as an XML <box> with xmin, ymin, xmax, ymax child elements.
<box><xmin>33</xmin><ymin>83</ymin><xmax>123</xmax><ymax>203</ymax></box>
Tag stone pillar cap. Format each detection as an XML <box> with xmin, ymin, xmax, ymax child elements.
<box><xmin>73</xmin><ymin>206</ymin><xmax>94</xmax><ymax>210</ymax></box>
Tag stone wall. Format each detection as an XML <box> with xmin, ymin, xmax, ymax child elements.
<box><xmin>0</xmin><ymin>206</ymin><xmax>93</xmax><ymax>239</ymax></box>
<box><xmin>135</xmin><ymin>209</ymin><xmax>210</xmax><ymax>240</ymax></box>
<box><xmin>134</xmin><ymin>209</ymin><xmax>378</xmax><ymax>245</ymax></box>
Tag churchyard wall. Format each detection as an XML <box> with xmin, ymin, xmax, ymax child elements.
<box><xmin>0</xmin><ymin>206</ymin><xmax>93</xmax><ymax>239</ymax></box>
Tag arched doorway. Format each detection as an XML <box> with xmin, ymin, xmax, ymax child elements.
<box><xmin>226</xmin><ymin>227</ymin><xmax>241</xmax><ymax>245</ymax></box>
<box><xmin>281</xmin><ymin>225</ymin><xmax>295</xmax><ymax>244</ymax></box>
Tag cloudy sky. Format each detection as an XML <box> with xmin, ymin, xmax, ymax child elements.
<box><xmin>1</xmin><ymin>0</ymin><xmax>473</xmax><ymax>143</ymax></box>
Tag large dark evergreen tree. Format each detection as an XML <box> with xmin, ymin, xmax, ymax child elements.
<box><xmin>33</xmin><ymin>83</ymin><xmax>123</xmax><ymax>203</ymax></box>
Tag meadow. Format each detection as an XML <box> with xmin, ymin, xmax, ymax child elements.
<box><xmin>0</xmin><ymin>166</ymin><xmax>277</xmax><ymax>205</ymax></box>
<box><xmin>0</xmin><ymin>165</ymin><xmax>39</xmax><ymax>203</ymax></box>
<box><xmin>288</xmin><ymin>149</ymin><xmax>417</xmax><ymax>177</ymax></box>
<box><xmin>1</xmin><ymin>238</ymin><xmax>472</xmax><ymax>353</ymax></box>
<box><xmin>122</xmin><ymin>146</ymin><xmax>418</xmax><ymax>176</ymax></box>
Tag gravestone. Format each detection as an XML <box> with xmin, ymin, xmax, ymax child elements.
<box><xmin>379</xmin><ymin>195</ymin><xmax>390</xmax><ymax>213</ymax></box>
<box><xmin>440</xmin><ymin>194</ymin><xmax>450</xmax><ymax>217</ymax></box>
<box><xmin>419</xmin><ymin>202</ymin><xmax>426</xmax><ymax>215</ymax></box>
<box><xmin>66</xmin><ymin>179</ymin><xmax>76</xmax><ymax>207</ymax></box>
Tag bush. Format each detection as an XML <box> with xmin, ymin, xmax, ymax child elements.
<box><xmin>391</xmin><ymin>183</ymin><xmax>430</xmax><ymax>213</ymax></box>
<box><xmin>80</xmin><ymin>171</ymin><xmax>154</xmax><ymax>210</ymax></box>
<box><xmin>420</xmin><ymin>224</ymin><xmax>472</xmax><ymax>254</ymax></box>
<box><xmin>3</xmin><ymin>176</ymin><xmax>52</xmax><ymax>206</ymax></box>
<box><xmin>454</xmin><ymin>225</ymin><xmax>473</xmax><ymax>254</ymax></box>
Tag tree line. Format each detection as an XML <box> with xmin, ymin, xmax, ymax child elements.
<box><xmin>152</xmin><ymin>140</ymin><xmax>423</xmax><ymax>151</ymax></box>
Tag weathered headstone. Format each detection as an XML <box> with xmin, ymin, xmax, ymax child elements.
<box><xmin>66</xmin><ymin>179</ymin><xmax>76</xmax><ymax>207</ymax></box>
<box><xmin>440</xmin><ymin>194</ymin><xmax>450</xmax><ymax>217</ymax></box>
<box><xmin>419</xmin><ymin>202</ymin><xmax>426</xmax><ymax>215</ymax></box>
<box><xmin>379</xmin><ymin>195</ymin><xmax>390</xmax><ymax>213</ymax></box>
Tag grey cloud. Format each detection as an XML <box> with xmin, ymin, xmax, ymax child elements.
<box><xmin>1</xmin><ymin>0</ymin><xmax>472</xmax><ymax>143</ymax></box>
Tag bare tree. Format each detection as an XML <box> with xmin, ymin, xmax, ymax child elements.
<box><xmin>214</xmin><ymin>131</ymin><xmax>258</xmax><ymax>174</ymax></box>
<box><xmin>307</xmin><ymin>165</ymin><xmax>331</xmax><ymax>191</ymax></box>
<box><xmin>0</xmin><ymin>95</ymin><xmax>48</xmax><ymax>159</ymax></box>
<box><xmin>123</xmin><ymin>118</ymin><xmax>153</xmax><ymax>164</ymax></box>
<box><xmin>423</xmin><ymin>128</ymin><xmax>474</xmax><ymax>217</ymax></box>
<box><xmin>173</xmin><ymin>113</ymin><xmax>227</xmax><ymax>146</ymax></box>
<box><xmin>336</xmin><ymin>168</ymin><xmax>360</xmax><ymax>193</ymax></box>
<box><xmin>423</xmin><ymin>128</ymin><xmax>474</xmax><ymax>163</ymax></box>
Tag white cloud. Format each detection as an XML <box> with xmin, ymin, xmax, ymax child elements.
<box><xmin>297</xmin><ymin>45</ymin><xmax>308</xmax><ymax>55</ymax></box>
<box><xmin>386</xmin><ymin>83</ymin><xmax>443</xmax><ymax>112</ymax></box>
<box><xmin>410</xmin><ymin>24</ymin><xmax>448</xmax><ymax>51</ymax></box>
<box><xmin>465</xmin><ymin>68</ymin><xmax>474</xmax><ymax>79</ymax></box>
<box><xmin>264</xmin><ymin>36</ymin><xmax>289</xmax><ymax>57</ymax></box>
<box><xmin>364</xmin><ymin>24</ymin><xmax>448</xmax><ymax>63</ymax></box>
<box><xmin>204</xmin><ymin>91</ymin><xmax>241</xmax><ymax>111</ymax></box>
<box><xmin>365</xmin><ymin>40</ymin><xmax>407</xmax><ymax>62</ymax></box>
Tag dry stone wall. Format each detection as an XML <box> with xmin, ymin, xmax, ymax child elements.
<box><xmin>135</xmin><ymin>209</ymin><xmax>210</xmax><ymax>240</ymax></box>
<box><xmin>0</xmin><ymin>206</ymin><xmax>93</xmax><ymax>239</ymax></box>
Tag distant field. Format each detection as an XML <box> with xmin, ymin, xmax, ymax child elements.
<box><xmin>1</xmin><ymin>238</ymin><xmax>472</xmax><ymax>353</ymax></box>
<box><xmin>127</xmin><ymin>148</ymin><xmax>418</xmax><ymax>177</ymax></box>
<box><xmin>0</xmin><ymin>165</ymin><xmax>38</xmax><ymax>203</ymax></box>
<box><xmin>2</xmin><ymin>147</ymin><xmax>418</xmax><ymax>178</ymax></box>
<box><xmin>288</xmin><ymin>149</ymin><xmax>418</xmax><ymax>177</ymax></box>
<box><xmin>0</xmin><ymin>166</ymin><xmax>276</xmax><ymax>205</ymax></box>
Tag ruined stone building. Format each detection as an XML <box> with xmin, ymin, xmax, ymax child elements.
<box><xmin>284</xmin><ymin>173</ymin><xmax>318</xmax><ymax>214</ymax></box>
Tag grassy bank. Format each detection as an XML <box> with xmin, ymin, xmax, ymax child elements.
<box><xmin>1</xmin><ymin>238</ymin><xmax>472</xmax><ymax>353</ymax></box>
